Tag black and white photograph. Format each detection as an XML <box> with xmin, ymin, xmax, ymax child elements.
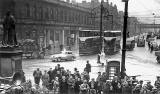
<box><xmin>0</xmin><ymin>0</ymin><xmax>160</xmax><ymax>94</ymax></box>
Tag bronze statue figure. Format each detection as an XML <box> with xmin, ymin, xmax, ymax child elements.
<box><xmin>2</xmin><ymin>11</ymin><xmax>17</xmax><ymax>47</ymax></box>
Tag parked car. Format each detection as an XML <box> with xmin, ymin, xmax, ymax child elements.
<box><xmin>50</xmin><ymin>51</ymin><xmax>76</xmax><ymax>62</ymax></box>
<box><xmin>137</xmin><ymin>38</ymin><xmax>145</xmax><ymax>47</ymax></box>
<box><xmin>155</xmin><ymin>51</ymin><xmax>160</xmax><ymax>63</ymax></box>
<box><xmin>151</xmin><ymin>42</ymin><xmax>159</xmax><ymax>51</ymax></box>
<box><xmin>126</xmin><ymin>38</ymin><xmax>135</xmax><ymax>51</ymax></box>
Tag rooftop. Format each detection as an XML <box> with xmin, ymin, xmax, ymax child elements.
<box><xmin>43</xmin><ymin>0</ymin><xmax>90</xmax><ymax>12</ymax></box>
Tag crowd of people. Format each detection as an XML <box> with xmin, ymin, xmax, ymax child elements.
<box><xmin>30</xmin><ymin>61</ymin><xmax>160</xmax><ymax>94</ymax></box>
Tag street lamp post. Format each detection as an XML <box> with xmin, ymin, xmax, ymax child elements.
<box><xmin>153</xmin><ymin>13</ymin><xmax>155</xmax><ymax>33</ymax></box>
<box><xmin>99</xmin><ymin>0</ymin><xmax>104</xmax><ymax>53</ymax></box>
<box><xmin>121</xmin><ymin>0</ymin><xmax>129</xmax><ymax>79</ymax></box>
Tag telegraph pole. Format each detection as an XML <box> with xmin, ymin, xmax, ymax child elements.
<box><xmin>121</xmin><ymin>0</ymin><xmax>129</xmax><ymax>79</ymax></box>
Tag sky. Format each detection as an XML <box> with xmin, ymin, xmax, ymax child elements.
<box><xmin>75</xmin><ymin>0</ymin><xmax>160</xmax><ymax>23</ymax></box>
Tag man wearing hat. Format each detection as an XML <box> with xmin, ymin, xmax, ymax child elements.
<box><xmin>155</xmin><ymin>76</ymin><xmax>160</xmax><ymax>89</ymax></box>
<box><xmin>80</xmin><ymin>80</ymin><xmax>90</xmax><ymax>94</ymax></box>
<box><xmin>132</xmin><ymin>80</ymin><xmax>143</xmax><ymax>94</ymax></box>
<box><xmin>89</xmin><ymin>78</ymin><xmax>97</xmax><ymax>94</ymax></box>
<box><xmin>146</xmin><ymin>81</ymin><xmax>153</xmax><ymax>91</ymax></box>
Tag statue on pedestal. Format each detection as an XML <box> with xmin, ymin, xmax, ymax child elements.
<box><xmin>2</xmin><ymin>11</ymin><xmax>17</xmax><ymax>47</ymax></box>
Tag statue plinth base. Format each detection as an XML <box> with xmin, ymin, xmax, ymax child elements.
<box><xmin>0</xmin><ymin>46</ymin><xmax>23</xmax><ymax>78</ymax></box>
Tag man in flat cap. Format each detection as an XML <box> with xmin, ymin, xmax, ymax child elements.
<box><xmin>155</xmin><ymin>76</ymin><xmax>160</xmax><ymax>89</ymax></box>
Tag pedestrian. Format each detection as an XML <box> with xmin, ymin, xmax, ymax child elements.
<box><xmin>33</xmin><ymin>68</ymin><xmax>42</xmax><ymax>85</ymax></box>
<box><xmin>67</xmin><ymin>75</ymin><xmax>75</xmax><ymax>94</ymax></box>
<box><xmin>140</xmin><ymin>85</ymin><xmax>148</xmax><ymax>94</ymax></box>
<box><xmin>80</xmin><ymin>80</ymin><xmax>90</xmax><ymax>94</ymax></box>
<box><xmin>42</xmin><ymin>70</ymin><xmax>49</xmax><ymax>88</ymax></box>
<box><xmin>61</xmin><ymin>67</ymin><xmax>67</xmax><ymax>76</ymax></box>
<box><xmin>53</xmin><ymin>77</ymin><xmax>60</xmax><ymax>94</ymax></box>
<box><xmin>111</xmin><ymin>76</ymin><xmax>119</xmax><ymax>93</ymax></box>
<box><xmin>66</xmin><ymin>70</ymin><xmax>71</xmax><ymax>79</ymax></box>
<box><xmin>97</xmin><ymin>77</ymin><xmax>103</xmax><ymax>94</ymax></box>
<box><xmin>96</xmin><ymin>72</ymin><xmax>102</xmax><ymax>82</ymax></box>
<box><xmin>74</xmin><ymin>70</ymin><xmax>81</xmax><ymax>80</ymax></box>
<box><xmin>85</xmin><ymin>60</ymin><xmax>91</xmax><ymax>74</ymax></box>
<box><xmin>89</xmin><ymin>78</ymin><xmax>97</xmax><ymax>94</ymax></box>
<box><xmin>146</xmin><ymin>81</ymin><xmax>153</xmax><ymax>92</ymax></box>
<box><xmin>81</xmin><ymin>69</ymin><xmax>90</xmax><ymax>82</ymax></box>
<box><xmin>102</xmin><ymin>80</ymin><xmax>111</xmax><ymax>94</ymax></box>
<box><xmin>60</xmin><ymin>76</ymin><xmax>68</xmax><ymax>94</ymax></box>
<box><xmin>97</xmin><ymin>53</ymin><xmax>101</xmax><ymax>64</ymax></box>
<box><xmin>101</xmin><ymin>72</ymin><xmax>107</xmax><ymax>82</ymax></box>
<box><xmin>31</xmin><ymin>84</ymin><xmax>41</xmax><ymax>94</ymax></box>
<box><xmin>74</xmin><ymin>77</ymin><xmax>83</xmax><ymax>94</ymax></box>
<box><xmin>150</xmin><ymin>44</ymin><xmax>154</xmax><ymax>53</ymax></box>
<box><xmin>48</xmin><ymin>68</ymin><xmax>53</xmax><ymax>90</ymax></box>
<box><xmin>148</xmin><ymin>41</ymin><xmax>150</xmax><ymax>50</ymax></box>
<box><xmin>154</xmin><ymin>76</ymin><xmax>160</xmax><ymax>89</ymax></box>
<box><xmin>96</xmin><ymin>72</ymin><xmax>103</xmax><ymax>93</ymax></box>
<box><xmin>57</xmin><ymin>64</ymin><xmax>61</xmax><ymax>71</ymax></box>
<box><xmin>132</xmin><ymin>80</ymin><xmax>143</xmax><ymax>94</ymax></box>
<box><xmin>52</xmin><ymin>66</ymin><xmax>59</xmax><ymax>79</ymax></box>
<box><xmin>55</xmin><ymin>70</ymin><xmax>62</xmax><ymax>81</ymax></box>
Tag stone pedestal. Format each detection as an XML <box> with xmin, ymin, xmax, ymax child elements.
<box><xmin>0</xmin><ymin>47</ymin><xmax>23</xmax><ymax>77</ymax></box>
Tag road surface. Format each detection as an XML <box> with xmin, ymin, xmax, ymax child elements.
<box><xmin>22</xmin><ymin>39</ymin><xmax>160</xmax><ymax>85</ymax></box>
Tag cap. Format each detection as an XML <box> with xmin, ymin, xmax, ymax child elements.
<box><xmin>157</xmin><ymin>76</ymin><xmax>160</xmax><ymax>78</ymax></box>
<box><xmin>139</xmin><ymin>80</ymin><xmax>143</xmax><ymax>82</ymax></box>
<box><xmin>106</xmin><ymin>80</ymin><xmax>110</xmax><ymax>82</ymax></box>
<box><xmin>147</xmin><ymin>81</ymin><xmax>151</xmax><ymax>83</ymax></box>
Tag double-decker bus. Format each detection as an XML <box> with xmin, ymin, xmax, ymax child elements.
<box><xmin>79</xmin><ymin>36</ymin><xmax>100</xmax><ymax>55</ymax></box>
<box><xmin>79</xmin><ymin>30</ymin><xmax>100</xmax><ymax>55</ymax></box>
<box><xmin>103</xmin><ymin>30</ymin><xmax>121</xmax><ymax>55</ymax></box>
<box><xmin>79</xmin><ymin>30</ymin><xmax>121</xmax><ymax>55</ymax></box>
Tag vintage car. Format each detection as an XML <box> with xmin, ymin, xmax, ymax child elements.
<box><xmin>151</xmin><ymin>41</ymin><xmax>159</xmax><ymax>51</ymax></box>
<box><xmin>155</xmin><ymin>51</ymin><xmax>160</xmax><ymax>64</ymax></box>
<box><xmin>137</xmin><ymin>38</ymin><xmax>145</xmax><ymax>47</ymax></box>
<box><xmin>22</xmin><ymin>39</ymin><xmax>44</xmax><ymax>59</ymax></box>
<box><xmin>157</xmin><ymin>34</ymin><xmax>160</xmax><ymax>39</ymax></box>
<box><xmin>50</xmin><ymin>51</ymin><xmax>76</xmax><ymax>62</ymax></box>
<box><xmin>126</xmin><ymin>38</ymin><xmax>135</xmax><ymax>51</ymax></box>
<box><xmin>147</xmin><ymin>38</ymin><xmax>156</xmax><ymax>43</ymax></box>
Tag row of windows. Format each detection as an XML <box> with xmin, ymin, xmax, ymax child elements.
<box><xmin>17</xmin><ymin>3</ymin><xmax>94</xmax><ymax>25</ymax></box>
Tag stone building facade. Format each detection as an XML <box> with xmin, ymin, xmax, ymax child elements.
<box><xmin>127</xmin><ymin>17</ymin><xmax>140</xmax><ymax>37</ymax></box>
<box><xmin>0</xmin><ymin>0</ymin><xmax>124</xmax><ymax>54</ymax></box>
<box><xmin>78</xmin><ymin>0</ymin><xmax>123</xmax><ymax>31</ymax></box>
<box><xmin>0</xmin><ymin>0</ymin><xmax>96</xmax><ymax>54</ymax></box>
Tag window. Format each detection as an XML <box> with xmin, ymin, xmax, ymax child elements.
<box><xmin>64</xmin><ymin>10</ymin><xmax>67</xmax><ymax>22</ymax></box>
<box><xmin>109</xmin><ymin>67</ymin><xmax>117</xmax><ymax>80</ymax></box>
<box><xmin>55</xmin><ymin>31</ymin><xmax>59</xmax><ymax>41</ymax></box>
<box><xmin>50</xmin><ymin>8</ymin><xmax>54</xmax><ymax>20</ymax></box>
<box><xmin>30</xmin><ymin>6</ymin><xmax>34</xmax><ymax>18</ymax></box>
<box><xmin>60</xmin><ymin>9</ymin><xmax>63</xmax><ymax>22</ymax></box>
<box><xmin>48</xmin><ymin>7</ymin><xmax>51</xmax><ymax>19</ymax></box>
<box><xmin>32</xmin><ymin>6</ymin><xmax>36</xmax><ymax>19</ymax></box>
<box><xmin>45</xmin><ymin>7</ymin><xmax>49</xmax><ymax>20</ymax></box>
<box><xmin>39</xmin><ymin>7</ymin><xmax>42</xmax><ymax>19</ymax></box>
<box><xmin>26</xmin><ymin>4</ymin><xmax>30</xmax><ymax>17</ymax></box>
<box><xmin>55</xmin><ymin>8</ymin><xmax>58</xmax><ymax>21</ymax></box>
